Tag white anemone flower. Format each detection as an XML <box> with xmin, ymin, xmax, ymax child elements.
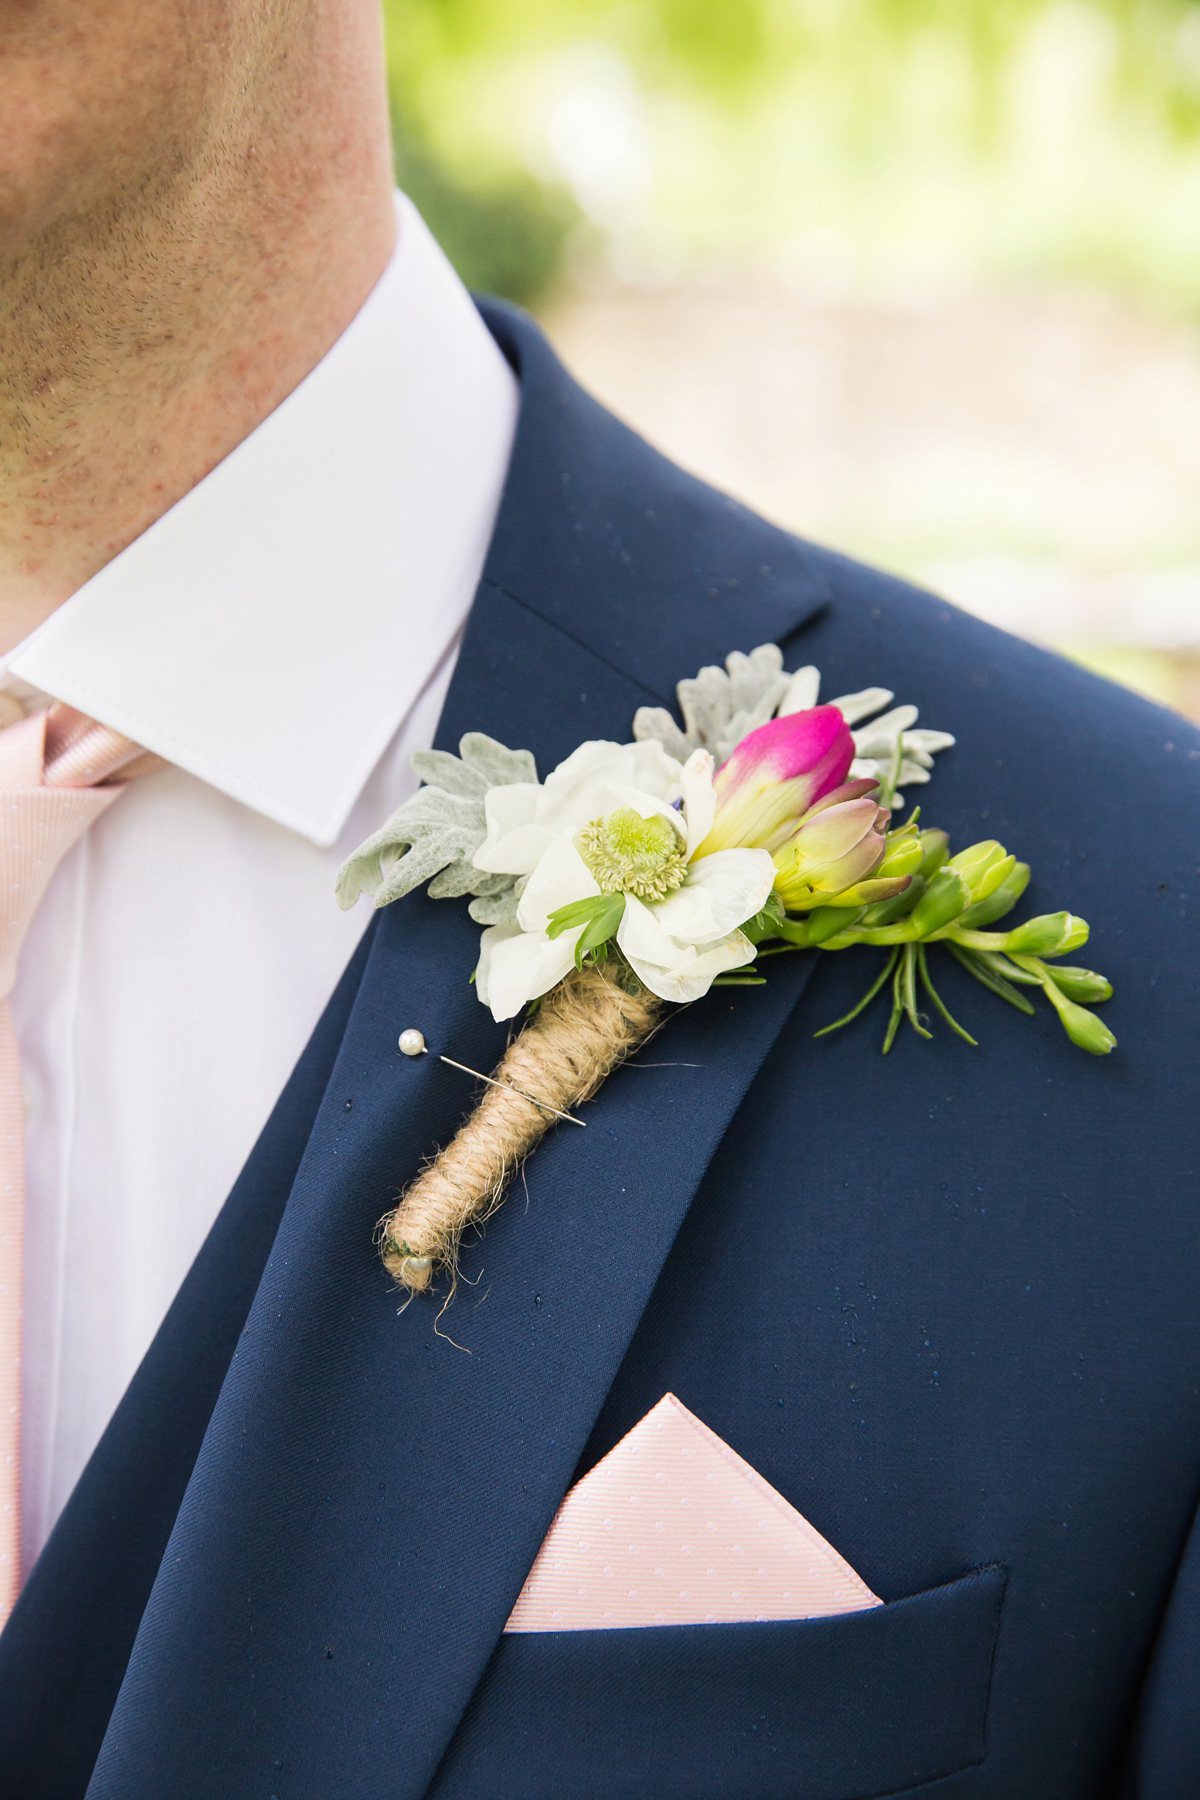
<box><xmin>472</xmin><ymin>740</ymin><xmax>774</xmax><ymax>1021</ymax></box>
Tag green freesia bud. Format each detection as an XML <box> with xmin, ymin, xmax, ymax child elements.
<box><xmin>1058</xmin><ymin>916</ymin><xmax>1089</xmax><ymax>954</ymax></box>
<box><xmin>807</xmin><ymin>904</ymin><xmax>866</xmax><ymax>945</ymax></box>
<box><xmin>909</xmin><ymin>866</ymin><xmax>971</xmax><ymax>935</ymax></box>
<box><xmin>947</xmin><ymin>840</ymin><xmax>1016</xmax><ymax>904</ymax></box>
<box><xmin>917</xmin><ymin>829</ymin><xmax>950</xmax><ymax>878</ymax></box>
<box><xmin>819</xmin><ymin>875</ymin><xmax>914</xmax><ymax>908</ymax></box>
<box><xmin>1043</xmin><ymin>965</ymin><xmax>1113</xmax><ymax>1003</ymax></box>
<box><xmin>875</xmin><ymin>822</ymin><xmax>924</xmax><ymax>880</ymax></box>
<box><xmin>956</xmin><ymin>861</ymin><xmax>1030</xmax><ymax>929</ymax></box>
<box><xmin>861</xmin><ymin>873</ymin><xmax>926</xmax><ymax>925</ymax></box>
<box><xmin>1052</xmin><ymin>996</ymin><xmax>1117</xmax><ymax>1055</ymax></box>
<box><xmin>1005</xmin><ymin>912</ymin><xmax>1089</xmax><ymax>956</ymax></box>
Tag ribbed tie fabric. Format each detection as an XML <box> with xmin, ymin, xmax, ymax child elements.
<box><xmin>0</xmin><ymin>704</ymin><xmax>145</xmax><ymax>1620</ymax></box>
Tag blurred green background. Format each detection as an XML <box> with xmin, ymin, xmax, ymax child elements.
<box><xmin>384</xmin><ymin>0</ymin><xmax>1200</xmax><ymax>718</ymax></box>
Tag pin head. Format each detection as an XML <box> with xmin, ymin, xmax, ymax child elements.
<box><xmin>398</xmin><ymin>1029</ymin><xmax>427</xmax><ymax>1057</ymax></box>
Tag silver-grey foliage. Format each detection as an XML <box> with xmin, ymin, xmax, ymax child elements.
<box><xmin>338</xmin><ymin>647</ymin><xmax>956</xmax><ymax>919</ymax></box>
<box><xmin>632</xmin><ymin>644</ymin><xmax>793</xmax><ymax>765</ymax></box>
<box><xmin>632</xmin><ymin>642</ymin><xmax>954</xmax><ymax>809</ymax></box>
<box><xmin>335</xmin><ymin>732</ymin><xmax>536</xmax><ymax>920</ymax></box>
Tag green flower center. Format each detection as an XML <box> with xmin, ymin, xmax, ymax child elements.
<box><xmin>577</xmin><ymin>807</ymin><xmax>689</xmax><ymax>903</ymax></box>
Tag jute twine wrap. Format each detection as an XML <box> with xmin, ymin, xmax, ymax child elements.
<box><xmin>381</xmin><ymin>962</ymin><xmax>662</xmax><ymax>1293</ymax></box>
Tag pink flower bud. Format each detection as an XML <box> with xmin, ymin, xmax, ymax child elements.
<box><xmin>695</xmin><ymin>706</ymin><xmax>855</xmax><ymax>856</ymax></box>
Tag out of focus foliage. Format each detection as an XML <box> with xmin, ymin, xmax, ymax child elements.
<box><xmin>384</xmin><ymin>0</ymin><xmax>1200</xmax><ymax>310</ymax></box>
<box><xmin>391</xmin><ymin>114</ymin><xmax>572</xmax><ymax>305</ymax></box>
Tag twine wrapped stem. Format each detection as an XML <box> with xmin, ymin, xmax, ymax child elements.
<box><xmin>381</xmin><ymin>962</ymin><xmax>662</xmax><ymax>1293</ymax></box>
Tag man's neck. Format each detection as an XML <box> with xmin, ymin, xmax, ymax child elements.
<box><xmin>0</xmin><ymin>34</ymin><xmax>396</xmax><ymax>655</ymax></box>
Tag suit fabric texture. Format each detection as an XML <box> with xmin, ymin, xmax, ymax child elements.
<box><xmin>0</xmin><ymin>300</ymin><xmax>1197</xmax><ymax>1800</ymax></box>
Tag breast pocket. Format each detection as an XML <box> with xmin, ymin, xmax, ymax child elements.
<box><xmin>427</xmin><ymin>1564</ymin><xmax>1006</xmax><ymax>1800</ymax></box>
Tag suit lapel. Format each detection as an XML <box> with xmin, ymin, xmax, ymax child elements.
<box><xmin>446</xmin><ymin>298</ymin><xmax>832</xmax><ymax>757</ymax></box>
<box><xmin>86</xmin><ymin>307</ymin><xmax>830</xmax><ymax>1800</ymax></box>
<box><xmin>0</xmin><ymin>930</ymin><xmax>376</xmax><ymax>1800</ymax></box>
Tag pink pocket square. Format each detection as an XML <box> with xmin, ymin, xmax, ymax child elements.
<box><xmin>505</xmin><ymin>1392</ymin><xmax>881</xmax><ymax>1632</ymax></box>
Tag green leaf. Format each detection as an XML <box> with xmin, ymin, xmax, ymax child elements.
<box><xmin>946</xmin><ymin>943</ymin><xmax>1037</xmax><ymax>1013</ymax></box>
<box><xmin>882</xmin><ymin>955</ymin><xmax>906</xmax><ymax>1054</ymax></box>
<box><xmin>742</xmin><ymin>890</ymin><xmax>787</xmax><ymax>944</ymax></box>
<box><xmin>917</xmin><ymin>945</ymin><xmax>978</xmax><ymax>1046</ymax></box>
<box><xmin>813</xmin><ymin>947</ymin><xmax>899</xmax><ymax>1038</ymax></box>
<box><xmin>546</xmin><ymin>894</ymin><xmax>615</xmax><ymax>938</ymax></box>
<box><xmin>900</xmin><ymin>942</ymin><xmax>932</xmax><ymax>1039</ymax></box>
<box><xmin>576</xmin><ymin>899</ymin><xmax>627</xmax><ymax>967</ymax></box>
<box><xmin>546</xmin><ymin>892</ymin><xmax>626</xmax><ymax>967</ymax></box>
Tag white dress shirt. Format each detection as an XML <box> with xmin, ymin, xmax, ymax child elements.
<box><xmin>0</xmin><ymin>194</ymin><xmax>518</xmax><ymax>1569</ymax></box>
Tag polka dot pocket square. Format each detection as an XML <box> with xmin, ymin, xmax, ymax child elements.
<box><xmin>505</xmin><ymin>1392</ymin><xmax>881</xmax><ymax>1632</ymax></box>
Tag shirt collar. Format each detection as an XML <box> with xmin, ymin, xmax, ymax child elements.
<box><xmin>2</xmin><ymin>193</ymin><xmax>519</xmax><ymax>848</ymax></box>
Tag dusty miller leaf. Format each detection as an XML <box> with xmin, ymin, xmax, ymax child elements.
<box><xmin>632</xmin><ymin>642</ymin><xmax>954</xmax><ymax>810</ymax></box>
<box><xmin>632</xmin><ymin>643</ymin><xmax>791</xmax><ymax>764</ymax></box>
<box><xmin>335</xmin><ymin>733</ymin><xmax>536</xmax><ymax>910</ymax></box>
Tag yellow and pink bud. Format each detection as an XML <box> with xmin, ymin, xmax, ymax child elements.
<box><xmin>771</xmin><ymin>788</ymin><xmax>897</xmax><ymax>911</ymax></box>
<box><xmin>695</xmin><ymin>706</ymin><xmax>855</xmax><ymax>857</ymax></box>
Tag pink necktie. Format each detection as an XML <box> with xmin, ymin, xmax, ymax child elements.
<box><xmin>0</xmin><ymin>704</ymin><xmax>145</xmax><ymax>1620</ymax></box>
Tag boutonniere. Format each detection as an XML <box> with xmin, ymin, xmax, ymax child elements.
<box><xmin>338</xmin><ymin>645</ymin><xmax>1114</xmax><ymax>1298</ymax></box>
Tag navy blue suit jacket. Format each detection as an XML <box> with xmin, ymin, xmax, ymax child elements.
<box><xmin>1</xmin><ymin>301</ymin><xmax>1198</xmax><ymax>1800</ymax></box>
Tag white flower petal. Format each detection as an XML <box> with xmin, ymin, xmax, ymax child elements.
<box><xmin>619</xmin><ymin>738</ymin><xmax>686</xmax><ymax>798</ymax></box>
<box><xmin>480</xmin><ymin>782</ymin><xmax>539</xmax><ymax>839</ymax></box>
<box><xmin>473</xmin><ymin>921</ymin><xmax>515</xmax><ymax>1010</ymax></box>
<box><xmin>538</xmin><ymin>739</ymin><xmax>682</xmax><ymax>834</ymax></box>
<box><xmin>680</xmin><ymin>749</ymin><xmax>716</xmax><ymax>855</ymax></box>
<box><xmin>617</xmin><ymin>892</ymin><xmax>684</xmax><ymax>968</ymax></box>
<box><xmin>777</xmin><ymin>665</ymin><xmax>821</xmax><ymax>715</ymax></box>
<box><xmin>623</xmin><ymin>929</ymin><xmax>757</xmax><ymax>1004</ymax></box>
<box><xmin>473</xmin><ymin>782</ymin><xmax>550</xmax><ymax>874</ymax></box>
<box><xmin>476</xmin><ymin>923</ymin><xmax>579</xmax><ymax>1022</ymax></box>
<box><xmin>537</xmin><ymin>739</ymin><xmax>626</xmax><ymax>809</ymax></box>
<box><xmin>516</xmin><ymin>838</ymin><xmax>600</xmax><ymax>933</ymax></box>
<box><xmin>606</xmin><ymin>783</ymin><xmax>685</xmax><ymax>833</ymax></box>
<box><xmin>649</xmin><ymin>849</ymin><xmax>774</xmax><ymax>944</ymax></box>
<box><xmin>475</xmin><ymin>824</ymin><xmax>556</xmax><ymax>875</ymax></box>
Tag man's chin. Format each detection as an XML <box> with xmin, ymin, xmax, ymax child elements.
<box><xmin>0</xmin><ymin>139</ymin><xmax>122</xmax><ymax>263</ymax></box>
<box><xmin>0</xmin><ymin>148</ymin><xmax>166</xmax><ymax>265</ymax></box>
<box><xmin>0</xmin><ymin>65</ymin><xmax>204</xmax><ymax>265</ymax></box>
